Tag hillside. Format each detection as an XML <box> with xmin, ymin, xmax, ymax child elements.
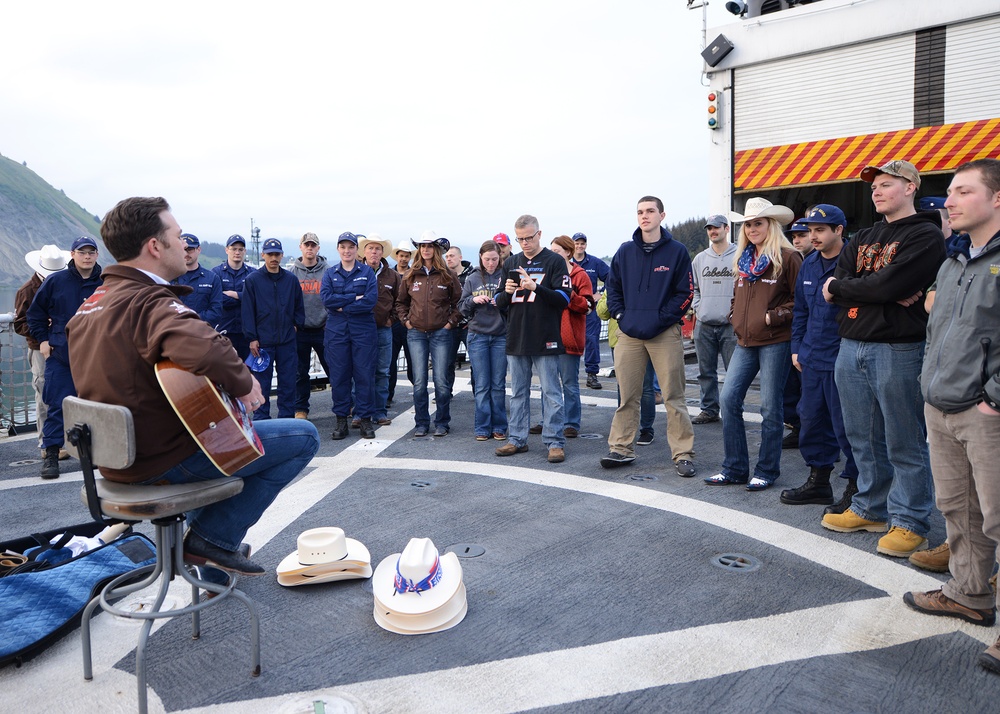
<box><xmin>0</xmin><ymin>154</ymin><xmax>103</xmax><ymax>287</ymax></box>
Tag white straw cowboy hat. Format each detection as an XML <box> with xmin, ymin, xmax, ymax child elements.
<box><xmin>25</xmin><ymin>245</ymin><xmax>72</xmax><ymax>278</ymax></box>
<box><xmin>728</xmin><ymin>197</ymin><xmax>794</xmax><ymax>227</ymax></box>
<box><xmin>373</xmin><ymin>583</ymin><xmax>469</xmax><ymax>635</ymax></box>
<box><xmin>276</xmin><ymin>527</ymin><xmax>371</xmax><ymax>578</ymax></box>
<box><xmin>358</xmin><ymin>233</ymin><xmax>394</xmax><ymax>257</ymax></box>
<box><xmin>393</xmin><ymin>239</ymin><xmax>415</xmax><ymax>258</ymax></box>
<box><xmin>277</xmin><ymin>562</ymin><xmax>373</xmax><ymax>587</ymax></box>
<box><xmin>371</xmin><ymin>537</ymin><xmax>464</xmax><ymax>617</ymax></box>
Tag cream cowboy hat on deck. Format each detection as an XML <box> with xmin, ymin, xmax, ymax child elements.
<box><xmin>275</xmin><ymin>527</ymin><xmax>371</xmax><ymax>587</ymax></box>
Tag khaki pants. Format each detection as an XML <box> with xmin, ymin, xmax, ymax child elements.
<box><xmin>926</xmin><ymin>403</ymin><xmax>1000</xmax><ymax>610</ymax></box>
<box><xmin>608</xmin><ymin>325</ymin><xmax>694</xmax><ymax>460</ymax></box>
<box><xmin>30</xmin><ymin>348</ymin><xmax>46</xmax><ymax>448</ymax></box>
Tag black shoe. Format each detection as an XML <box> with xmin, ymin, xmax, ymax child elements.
<box><xmin>637</xmin><ymin>429</ymin><xmax>654</xmax><ymax>446</ymax></box>
<box><xmin>359</xmin><ymin>418</ymin><xmax>376</xmax><ymax>439</ymax></box>
<box><xmin>414</xmin><ymin>426</ymin><xmax>429</xmax><ymax>437</ymax></box>
<box><xmin>529</xmin><ymin>424</ymin><xmax>543</xmax><ymax>434</ymax></box>
<box><xmin>385</xmin><ymin>398</ymin><xmax>393</xmax><ymax>408</ymax></box>
<box><xmin>781</xmin><ymin>427</ymin><xmax>800</xmax><ymax>449</ymax></box>
<box><xmin>675</xmin><ymin>459</ymin><xmax>697</xmax><ymax>478</ymax></box>
<box><xmin>824</xmin><ymin>478</ymin><xmax>858</xmax><ymax>515</ymax></box>
<box><xmin>780</xmin><ymin>467</ymin><xmax>835</xmax><ymax>505</ymax></box>
<box><xmin>184</xmin><ymin>531</ymin><xmax>266</xmax><ymax>576</ymax></box>
<box><xmin>586</xmin><ymin>374</ymin><xmax>602</xmax><ymax>390</ymax></box>
<box><xmin>601</xmin><ymin>452</ymin><xmax>635</xmax><ymax>469</ymax></box>
<box><xmin>433</xmin><ymin>425</ymin><xmax>449</xmax><ymax>437</ymax></box>
<box><xmin>691</xmin><ymin>411</ymin><xmax>719</xmax><ymax>425</ymax></box>
<box><xmin>331</xmin><ymin>416</ymin><xmax>349</xmax><ymax>440</ymax></box>
<box><xmin>40</xmin><ymin>446</ymin><xmax>60</xmax><ymax>480</ymax></box>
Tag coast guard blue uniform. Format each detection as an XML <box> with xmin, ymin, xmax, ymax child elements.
<box><xmin>213</xmin><ymin>235</ymin><xmax>253</xmax><ymax>359</ymax></box>
<box><xmin>572</xmin><ymin>247</ymin><xmax>609</xmax><ymax>377</ymax></box>
<box><xmin>242</xmin><ymin>247</ymin><xmax>304</xmax><ymax>419</ymax></box>
<box><xmin>321</xmin><ymin>257</ymin><xmax>378</xmax><ymax>420</ymax></box>
<box><xmin>174</xmin><ymin>265</ymin><xmax>223</xmax><ymax>328</ymax></box>
<box><xmin>791</xmin><ymin>245</ymin><xmax>858</xmax><ymax>480</ymax></box>
<box><xmin>27</xmin><ymin>258</ymin><xmax>103</xmax><ymax>449</ymax></box>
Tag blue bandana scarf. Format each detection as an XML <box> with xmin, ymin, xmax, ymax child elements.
<box><xmin>737</xmin><ymin>244</ymin><xmax>771</xmax><ymax>282</ymax></box>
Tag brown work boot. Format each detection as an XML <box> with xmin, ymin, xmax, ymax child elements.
<box><xmin>980</xmin><ymin>636</ymin><xmax>1000</xmax><ymax>675</ymax></box>
<box><xmin>496</xmin><ymin>443</ymin><xmax>528</xmax><ymax>457</ymax></box>
<box><xmin>821</xmin><ymin>510</ymin><xmax>887</xmax><ymax>533</ymax></box>
<box><xmin>909</xmin><ymin>542</ymin><xmax>950</xmax><ymax>573</ymax></box>
<box><xmin>294</xmin><ymin>411</ymin><xmax>308</xmax><ymax>419</ymax></box>
<box><xmin>547</xmin><ymin>447</ymin><xmax>565</xmax><ymax>463</ymax></box>
<box><xmin>903</xmin><ymin>589</ymin><xmax>996</xmax><ymax>626</ymax></box>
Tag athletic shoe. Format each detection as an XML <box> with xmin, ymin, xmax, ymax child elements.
<box><xmin>903</xmin><ymin>589</ymin><xmax>995</xmax><ymax>626</ymax></box>
<box><xmin>675</xmin><ymin>459</ymin><xmax>697</xmax><ymax>478</ymax></box>
<box><xmin>822</xmin><ymin>510</ymin><xmax>888</xmax><ymax>533</ymax></box>
<box><xmin>637</xmin><ymin>429</ymin><xmax>654</xmax><ymax>446</ymax></box>
<box><xmin>600</xmin><ymin>452</ymin><xmax>635</xmax><ymax>469</ymax></box>
<box><xmin>877</xmin><ymin>526</ymin><xmax>927</xmax><ymax>557</ymax></box>
<box><xmin>691</xmin><ymin>411</ymin><xmax>719</xmax><ymax>425</ymax></box>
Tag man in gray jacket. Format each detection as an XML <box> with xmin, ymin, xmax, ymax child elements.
<box><xmin>690</xmin><ymin>214</ymin><xmax>737</xmax><ymax>424</ymax></box>
<box><xmin>289</xmin><ymin>232</ymin><xmax>331</xmax><ymax>419</ymax></box>
<box><xmin>903</xmin><ymin>158</ymin><xmax>1000</xmax><ymax>675</ymax></box>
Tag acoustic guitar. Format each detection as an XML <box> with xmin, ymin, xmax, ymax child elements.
<box><xmin>154</xmin><ymin>360</ymin><xmax>264</xmax><ymax>476</ymax></box>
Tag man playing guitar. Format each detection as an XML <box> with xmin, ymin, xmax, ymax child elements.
<box><xmin>66</xmin><ymin>197</ymin><xmax>320</xmax><ymax>576</ymax></box>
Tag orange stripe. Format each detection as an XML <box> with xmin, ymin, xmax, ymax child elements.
<box><xmin>734</xmin><ymin>119</ymin><xmax>1000</xmax><ymax>190</ymax></box>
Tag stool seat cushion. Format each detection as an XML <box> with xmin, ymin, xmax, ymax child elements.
<box><xmin>81</xmin><ymin>478</ymin><xmax>244</xmax><ymax>520</ymax></box>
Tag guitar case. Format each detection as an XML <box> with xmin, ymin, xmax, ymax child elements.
<box><xmin>0</xmin><ymin>523</ymin><xmax>156</xmax><ymax>668</ymax></box>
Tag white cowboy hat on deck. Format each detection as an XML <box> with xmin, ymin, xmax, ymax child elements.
<box><xmin>373</xmin><ymin>584</ymin><xmax>469</xmax><ymax>635</ymax></box>
<box><xmin>371</xmin><ymin>537</ymin><xmax>466</xmax><ymax>630</ymax></box>
<box><xmin>25</xmin><ymin>245</ymin><xmax>71</xmax><ymax>278</ymax></box>
<box><xmin>728</xmin><ymin>197</ymin><xmax>795</xmax><ymax>226</ymax></box>
<box><xmin>276</xmin><ymin>527</ymin><xmax>371</xmax><ymax>578</ymax></box>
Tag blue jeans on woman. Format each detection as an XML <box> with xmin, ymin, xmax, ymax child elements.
<box><xmin>720</xmin><ymin>342</ymin><xmax>791</xmax><ymax>483</ymax></box>
<box><xmin>466</xmin><ymin>331</ymin><xmax>508</xmax><ymax>436</ymax></box>
<box><xmin>138</xmin><ymin>419</ymin><xmax>320</xmax><ymax>551</ymax></box>
<box><xmin>407</xmin><ymin>327</ymin><xmax>453</xmax><ymax>431</ymax></box>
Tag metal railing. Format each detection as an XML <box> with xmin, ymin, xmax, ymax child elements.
<box><xmin>0</xmin><ymin>313</ymin><xmax>34</xmax><ymax>435</ymax></box>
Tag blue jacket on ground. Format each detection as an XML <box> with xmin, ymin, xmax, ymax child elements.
<box><xmin>212</xmin><ymin>261</ymin><xmax>253</xmax><ymax>336</ymax></box>
<box><xmin>173</xmin><ymin>265</ymin><xmax>223</xmax><ymax>328</ymax></box>
<box><xmin>606</xmin><ymin>226</ymin><xmax>693</xmax><ymax>341</ymax></box>
<box><xmin>791</xmin><ymin>249</ymin><xmax>843</xmax><ymax>371</ymax></box>
<box><xmin>320</xmin><ymin>261</ymin><xmax>378</xmax><ymax>326</ymax></box>
<box><xmin>27</xmin><ymin>261</ymin><xmax>103</xmax><ymax>363</ymax></box>
<box><xmin>242</xmin><ymin>266</ymin><xmax>304</xmax><ymax>345</ymax></box>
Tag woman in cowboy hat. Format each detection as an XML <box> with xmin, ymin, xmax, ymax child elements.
<box><xmin>705</xmin><ymin>197</ymin><xmax>802</xmax><ymax>491</ymax></box>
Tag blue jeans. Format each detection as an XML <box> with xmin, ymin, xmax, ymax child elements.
<box><xmin>693</xmin><ymin>321</ymin><xmax>736</xmax><ymax>417</ymax></box>
<box><xmin>835</xmin><ymin>339</ymin><xmax>934</xmax><ymax>534</ymax></box>
<box><xmin>508</xmin><ymin>354</ymin><xmax>564</xmax><ymax>448</ymax></box>
<box><xmin>407</xmin><ymin>327</ymin><xmax>453</xmax><ymax>430</ymax></box>
<box><xmin>374</xmin><ymin>326</ymin><xmax>393</xmax><ymax>420</ymax></box>
<box><xmin>584</xmin><ymin>310</ymin><xmax>602</xmax><ymax>375</ymax></box>
<box><xmin>295</xmin><ymin>328</ymin><xmax>329</xmax><ymax>414</ymax></box>
<box><xmin>540</xmin><ymin>354</ymin><xmax>582</xmax><ymax>431</ymax></box>
<box><xmin>466</xmin><ymin>331</ymin><xmax>508</xmax><ymax>436</ymax></box>
<box><xmin>720</xmin><ymin>342</ymin><xmax>791</xmax><ymax>483</ymax></box>
<box><xmin>140</xmin><ymin>419</ymin><xmax>320</xmax><ymax>551</ymax></box>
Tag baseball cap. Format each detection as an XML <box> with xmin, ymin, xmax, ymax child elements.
<box><xmin>245</xmin><ymin>349</ymin><xmax>271</xmax><ymax>373</ymax></box>
<box><xmin>859</xmin><ymin>159</ymin><xmax>921</xmax><ymax>188</ymax></box>
<box><xmin>572</xmin><ymin>232</ymin><xmax>587</xmax><ymax>242</ymax></box>
<box><xmin>787</xmin><ymin>221</ymin><xmax>809</xmax><ymax>234</ymax></box>
<box><xmin>705</xmin><ymin>214</ymin><xmax>729</xmax><ymax>229</ymax></box>
<box><xmin>182</xmin><ymin>233</ymin><xmax>200</xmax><ymax>248</ymax></box>
<box><xmin>300</xmin><ymin>232</ymin><xmax>320</xmax><ymax>246</ymax></box>
<box><xmin>337</xmin><ymin>232</ymin><xmax>359</xmax><ymax>246</ymax></box>
<box><xmin>262</xmin><ymin>238</ymin><xmax>284</xmax><ymax>254</ymax></box>
<box><xmin>71</xmin><ymin>236</ymin><xmax>98</xmax><ymax>251</ymax></box>
<box><xmin>918</xmin><ymin>197</ymin><xmax>946</xmax><ymax>211</ymax></box>
<box><xmin>799</xmin><ymin>204</ymin><xmax>847</xmax><ymax>228</ymax></box>
<box><xmin>492</xmin><ymin>232</ymin><xmax>510</xmax><ymax>246</ymax></box>
<box><xmin>226</xmin><ymin>234</ymin><xmax>246</xmax><ymax>247</ymax></box>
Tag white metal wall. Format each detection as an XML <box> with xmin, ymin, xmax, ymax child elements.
<box><xmin>945</xmin><ymin>15</ymin><xmax>1000</xmax><ymax>123</ymax></box>
<box><xmin>733</xmin><ymin>34</ymin><xmax>915</xmax><ymax>151</ymax></box>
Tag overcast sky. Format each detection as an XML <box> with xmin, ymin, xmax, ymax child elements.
<box><xmin>1</xmin><ymin>1</ymin><xmax>738</xmax><ymax>260</ymax></box>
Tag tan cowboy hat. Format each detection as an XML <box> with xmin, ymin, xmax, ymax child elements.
<box><xmin>373</xmin><ymin>583</ymin><xmax>468</xmax><ymax>634</ymax></box>
<box><xmin>276</xmin><ymin>527</ymin><xmax>371</xmax><ymax>578</ymax></box>
<box><xmin>277</xmin><ymin>562</ymin><xmax>373</xmax><ymax>587</ymax></box>
<box><xmin>371</xmin><ymin>537</ymin><xmax>464</xmax><ymax>616</ymax></box>
<box><xmin>393</xmin><ymin>239</ymin><xmax>415</xmax><ymax>258</ymax></box>
<box><xmin>358</xmin><ymin>233</ymin><xmax>393</xmax><ymax>257</ymax></box>
<box><xmin>25</xmin><ymin>245</ymin><xmax>71</xmax><ymax>278</ymax></box>
<box><xmin>728</xmin><ymin>197</ymin><xmax>794</xmax><ymax>226</ymax></box>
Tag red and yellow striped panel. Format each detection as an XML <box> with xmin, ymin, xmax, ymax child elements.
<box><xmin>734</xmin><ymin>118</ymin><xmax>1000</xmax><ymax>192</ymax></box>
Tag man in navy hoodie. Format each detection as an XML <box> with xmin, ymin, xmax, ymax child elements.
<box><xmin>242</xmin><ymin>238</ymin><xmax>304</xmax><ymax>419</ymax></box>
<box><xmin>602</xmin><ymin>196</ymin><xmax>696</xmax><ymax>477</ymax></box>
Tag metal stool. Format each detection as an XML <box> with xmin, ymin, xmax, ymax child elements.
<box><xmin>63</xmin><ymin>396</ymin><xmax>261</xmax><ymax>714</ymax></box>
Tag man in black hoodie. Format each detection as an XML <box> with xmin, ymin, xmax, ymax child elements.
<box><xmin>820</xmin><ymin>160</ymin><xmax>946</xmax><ymax>558</ymax></box>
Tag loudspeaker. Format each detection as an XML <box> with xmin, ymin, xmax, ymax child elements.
<box><xmin>702</xmin><ymin>34</ymin><xmax>734</xmax><ymax>68</ymax></box>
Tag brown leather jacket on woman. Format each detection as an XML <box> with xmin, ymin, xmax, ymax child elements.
<box><xmin>396</xmin><ymin>267</ymin><xmax>462</xmax><ymax>332</ymax></box>
<box><xmin>729</xmin><ymin>248</ymin><xmax>802</xmax><ymax>348</ymax></box>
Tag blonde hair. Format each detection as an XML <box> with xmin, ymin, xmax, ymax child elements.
<box><xmin>732</xmin><ymin>218</ymin><xmax>795</xmax><ymax>276</ymax></box>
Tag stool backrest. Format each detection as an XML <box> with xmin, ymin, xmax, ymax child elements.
<box><xmin>63</xmin><ymin>397</ymin><xmax>136</xmax><ymax>470</ymax></box>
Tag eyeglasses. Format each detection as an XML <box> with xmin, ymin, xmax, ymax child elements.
<box><xmin>184</xmin><ymin>247</ymin><xmax>198</xmax><ymax>253</ymax></box>
<box><xmin>74</xmin><ymin>249</ymin><xmax>97</xmax><ymax>255</ymax></box>
<box><xmin>516</xmin><ymin>231</ymin><xmax>540</xmax><ymax>243</ymax></box>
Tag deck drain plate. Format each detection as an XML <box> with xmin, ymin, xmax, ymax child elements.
<box><xmin>445</xmin><ymin>543</ymin><xmax>485</xmax><ymax>558</ymax></box>
<box><xmin>578</xmin><ymin>433</ymin><xmax>603</xmax><ymax>440</ymax></box>
<box><xmin>410</xmin><ymin>479</ymin><xmax>435</xmax><ymax>489</ymax></box>
<box><xmin>711</xmin><ymin>553</ymin><xmax>761</xmax><ymax>572</ymax></box>
<box><xmin>629</xmin><ymin>473</ymin><xmax>659</xmax><ymax>482</ymax></box>
<box><xmin>10</xmin><ymin>459</ymin><xmax>40</xmax><ymax>467</ymax></box>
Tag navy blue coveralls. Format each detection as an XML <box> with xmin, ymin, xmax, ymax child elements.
<box><xmin>173</xmin><ymin>265</ymin><xmax>223</xmax><ymax>328</ymax></box>
<box><xmin>321</xmin><ymin>261</ymin><xmax>378</xmax><ymax>419</ymax></box>
<box><xmin>213</xmin><ymin>261</ymin><xmax>253</xmax><ymax>359</ymax></box>
<box><xmin>27</xmin><ymin>261</ymin><xmax>103</xmax><ymax>448</ymax></box>
<box><xmin>573</xmin><ymin>252</ymin><xmax>609</xmax><ymax>376</ymax></box>
<box><xmin>242</xmin><ymin>266</ymin><xmax>304</xmax><ymax>419</ymax></box>
<box><xmin>791</xmin><ymin>249</ymin><xmax>858</xmax><ymax>479</ymax></box>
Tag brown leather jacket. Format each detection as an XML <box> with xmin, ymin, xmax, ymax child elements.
<box><xmin>373</xmin><ymin>259</ymin><xmax>401</xmax><ymax>328</ymax></box>
<box><xmin>14</xmin><ymin>273</ymin><xmax>43</xmax><ymax>350</ymax></box>
<box><xmin>729</xmin><ymin>248</ymin><xmax>802</xmax><ymax>347</ymax></box>
<box><xmin>396</xmin><ymin>267</ymin><xmax>461</xmax><ymax>332</ymax></box>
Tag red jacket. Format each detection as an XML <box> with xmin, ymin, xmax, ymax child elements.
<box><xmin>561</xmin><ymin>263</ymin><xmax>593</xmax><ymax>356</ymax></box>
